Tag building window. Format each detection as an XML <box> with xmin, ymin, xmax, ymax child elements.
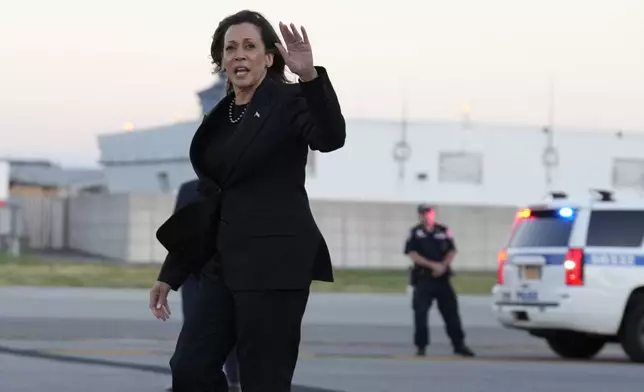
<box><xmin>612</xmin><ymin>158</ymin><xmax>644</xmax><ymax>190</ymax></box>
<box><xmin>438</xmin><ymin>151</ymin><xmax>483</xmax><ymax>185</ymax></box>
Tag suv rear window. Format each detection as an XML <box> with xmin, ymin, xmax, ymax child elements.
<box><xmin>507</xmin><ymin>209</ymin><xmax>575</xmax><ymax>248</ymax></box>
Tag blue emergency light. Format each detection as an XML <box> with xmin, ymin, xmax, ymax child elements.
<box><xmin>558</xmin><ymin>207</ymin><xmax>574</xmax><ymax>219</ymax></box>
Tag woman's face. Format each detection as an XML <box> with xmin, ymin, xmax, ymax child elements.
<box><xmin>223</xmin><ymin>22</ymin><xmax>274</xmax><ymax>91</ymax></box>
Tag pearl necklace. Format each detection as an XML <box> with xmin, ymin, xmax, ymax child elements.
<box><xmin>228</xmin><ymin>99</ymin><xmax>247</xmax><ymax>124</ymax></box>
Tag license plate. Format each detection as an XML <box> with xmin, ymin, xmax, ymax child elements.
<box><xmin>522</xmin><ymin>266</ymin><xmax>541</xmax><ymax>280</ymax></box>
<box><xmin>516</xmin><ymin>290</ymin><xmax>538</xmax><ymax>301</ymax></box>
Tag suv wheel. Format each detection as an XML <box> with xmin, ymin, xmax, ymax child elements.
<box><xmin>620</xmin><ymin>294</ymin><xmax>644</xmax><ymax>363</ymax></box>
<box><xmin>545</xmin><ymin>331</ymin><xmax>606</xmax><ymax>359</ymax></box>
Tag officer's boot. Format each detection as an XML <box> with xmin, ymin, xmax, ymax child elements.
<box><xmin>453</xmin><ymin>343</ymin><xmax>475</xmax><ymax>357</ymax></box>
<box><xmin>416</xmin><ymin>346</ymin><xmax>426</xmax><ymax>356</ymax></box>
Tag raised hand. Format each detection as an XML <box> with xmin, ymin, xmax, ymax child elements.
<box><xmin>276</xmin><ymin>22</ymin><xmax>317</xmax><ymax>82</ymax></box>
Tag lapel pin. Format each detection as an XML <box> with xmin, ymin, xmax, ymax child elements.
<box><xmin>254</xmin><ymin>111</ymin><xmax>260</xmax><ymax>118</ymax></box>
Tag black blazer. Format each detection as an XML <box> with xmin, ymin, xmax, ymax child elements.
<box><xmin>156</xmin><ymin>66</ymin><xmax>346</xmax><ymax>291</ymax></box>
<box><xmin>174</xmin><ymin>179</ymin><xmax>200</xmax><ymax>211</ymax></box>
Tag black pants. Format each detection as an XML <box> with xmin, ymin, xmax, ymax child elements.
<box><xmin>170</xmin><ymin>271</ymin><xmax>310</xmax><ymax>392</ymax></box>
<box><xmin>412</xmin><ymin>278</ymin><xmax>465</xmax><ymax>349</ymax></box>
<box><xmin>181</xmin><ymin>273</ymin><xmax>239</xmax><ymax>383</ymax></box>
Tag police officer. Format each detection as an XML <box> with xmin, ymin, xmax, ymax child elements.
<box><xmin>404</xmin><ymin>204</ymin><xmax>475</xmax><ymax>357</ymax></box>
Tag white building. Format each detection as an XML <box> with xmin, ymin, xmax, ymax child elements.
<box><xmin>84</xmin><ymin>83</ymin><xmax>644</xmax><ymax>268</ymax></box>
<box><xmin>98</xmin><ymin>116</ymin><xmax>644</xmax><ymax>207</ymax></box>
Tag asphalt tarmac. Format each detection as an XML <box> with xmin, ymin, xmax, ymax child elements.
<box><xmin>0</xmin><ymin>287</ymin><xmax>641</xmax><ymax>391</ymax></box>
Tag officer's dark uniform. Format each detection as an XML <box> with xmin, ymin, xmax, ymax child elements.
<box><xmin>404</xmin><ymin>206</ymin><xmax>475</xmax><ymax>357</ymax></box>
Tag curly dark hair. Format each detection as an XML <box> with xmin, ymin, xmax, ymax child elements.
<box><xmin>210</xmin><ymin>10</ymin><xmax>289</xmax><ymax>90</ymax></box>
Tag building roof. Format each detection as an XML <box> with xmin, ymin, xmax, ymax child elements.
<box><xmin>98</xmin><ymin>120</ymin><xmax>199</xmax><ymax>165</ymax></box>
<box><xmin>8</xmin><ymin>160</ymin><xmax>105</xmax><ymax>188</ymax></box>
<box><xmin>97</xmin><ymin>116</ymin><xmax>641</xmax><ymax>166</ymax></box>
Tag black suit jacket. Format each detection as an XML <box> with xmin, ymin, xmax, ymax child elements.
<box><xmin>174</xmin><ymin>179</ymin><xmax>200</xmax><ymax>211</ymax></box>
<box><xmin>156</xmin><ymin>66</ymin><xmax>346</xmax><ymax>291</ymax></box>
<box><xmin>169</xmin><ymin>178</ymin><xmax>202</xmax><ymax>285</ymax></box>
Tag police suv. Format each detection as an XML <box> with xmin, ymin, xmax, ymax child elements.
<box><xmin>492</xmin><ymin>190</ymin><xmax>644</xmax><ymax>363</ymax></box>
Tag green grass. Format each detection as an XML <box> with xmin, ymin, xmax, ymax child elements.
<box><xmin>312</xmin><ymin>269</ymin><xmax>496</xmax><ymax>294</ymax></box>
<box><xmin>0</xmin><ymin>253</ymin><xmax>159</xmax><ymax>288</ymax></box>
<box><xmin>0</xmin><ymin>253</ymin><xmax>496</xmax><ymax>294</ymax></box>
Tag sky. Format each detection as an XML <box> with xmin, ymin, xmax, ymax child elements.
<box><xmin>1</xmin><ymin>0</ymin><xmax>643</xmax><ymax>167</ymax></box>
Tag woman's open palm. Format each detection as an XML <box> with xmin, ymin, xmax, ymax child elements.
<box><xmin>276</xmin><ymin>22</ymin><xmax>314</xmax><ymax>79</ymax></box>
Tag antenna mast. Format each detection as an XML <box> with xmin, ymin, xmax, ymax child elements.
<box><xmin>392</xmin><ymin>86</ymin><xmax>412</xmax><ymax>182</ymax></box>
<box><xmin>543</xmin><ymin>74</ymin><xmax>559</xmax><ymax>190</ymax></box>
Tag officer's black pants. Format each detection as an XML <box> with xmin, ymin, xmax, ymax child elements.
<box><xmin>412</xmin><ymin>278</ymin><xmax>465</xmax><ymax>349</ymax></box>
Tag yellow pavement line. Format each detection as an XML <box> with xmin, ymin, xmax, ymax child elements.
<box><xmin>36</xmin><ymin>348</ymin><xmax>631</xmax><ymax>365</ymax></box>
<box><xmin>37</xmin><ymin>348</ymin><xmax>526</xmax><ymax>362</ymax></box>
<box><xmin>42</xmin><ymin>348</ymin><xmax>319</xmax><ymax>360</ymax></box>
<box><xmin>45</xmin><ymin>348</ymin><xmax>170</xmax><ymax>356</ymax></box>
<box><xmin>41</xmin><ymin>348</ymin><xmax>457</xmax><ymax>362</ymax></box>
<box><xmin>392</xmin><ymin>355</ymin><xmax>469</xmax><ymax>362</ymax></box>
